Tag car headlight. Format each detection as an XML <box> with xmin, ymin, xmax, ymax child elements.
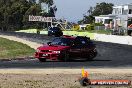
<box><xmin>52</xmin><ymin>51</ymin><xmax>60</xmax><ymax>54</ymax></box>
<box><xmin>36</xmin><ymin>49</ymin><xmax>41</xmax><ymax>52</ymax></box>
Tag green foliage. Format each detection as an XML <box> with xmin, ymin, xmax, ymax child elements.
<box><xmin>80</xmin><ymin>15</ymin><xmax>95</xmax><ymax>24</ymax></box>
<box><xmin>40</xmin><ymin>0</ymin><xmax>53</xmax><ymax>6</ymax></box>
<box><xmin>78</xmin><ymin>2</ymin><xmax>114</xmax><ymax>24</ymax></box>
<box><xmin>72</xmin><ymin>24</ymin><xmax>80</xmax><ymax>31</ymax></box>
<box><xmin>0</xmin><ymin>0</ymin><xmax>56</xmax><ymax>31</ymax></box>
<box><xmin>88</xmin><ymin>29</ymin><xmax>112</xmax><ymax>34</ymax></box>
<box><xmin>0</xmin><ymin>37</ymin><xmax>35</xmax><ymax>59</ymax></box>
<box><xmin>86</xmin><ymin>24</ymin><xmax>94</xmax><ymax>31</ymax></box>
<box><xmin>92</xmin><ymin>2</ymin><xmax>114</xmax><ymax>16</ymax></box>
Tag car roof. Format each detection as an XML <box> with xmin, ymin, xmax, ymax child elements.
<box><xmin>61</xmin><ymin>35</ymin><xmax>90</xmax><ymax>40</ymax></box>
<box><xmin>62</xmin><ymin>35</ymin><xmax>76</xmax><ymax>39</ymax></box>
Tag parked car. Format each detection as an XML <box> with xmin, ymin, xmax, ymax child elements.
<box><xmin>48</xmin><ymin>27</ymin><xmax>63</xmax><ymax>37</ymax></box>
<box><xmin>34</xmin><ymin>35</ymin><xmax>97</xmax><ymax>62</ymax></box>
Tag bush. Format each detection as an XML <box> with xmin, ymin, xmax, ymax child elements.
<box><xmin>72</xmin><ymin>24</ymin><xmax>80</xmax><ymax>31</ymax></box>
<box><xmin>86</xmin><ymin>24</ymin><xmax>94</xmax><ymax>31</ymax></box>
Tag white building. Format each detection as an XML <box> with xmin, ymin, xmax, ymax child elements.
<box><xmin>95</xmin><ymin>3</ymin><xmax>132</xmax><ymax>31</ymax></box>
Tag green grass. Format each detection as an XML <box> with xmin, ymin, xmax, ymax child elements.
<box><xmin>63</xmin><ymin>31</ymin><xmax>95</xmax><ymax>39</ymax></box>
<box><xmin>0</xmin><ymin>37</ymin><xmax>35</xmax><ymax>59</ymax></box>
<box><xmin>88</xmin><ymin>29</ymin><xmax>112</xmax><ymax>35</ymax></box>
<box><xmin>16</xmin><ymin>29</ymin><xmax>37</xmax><ymax>33</ymax></box>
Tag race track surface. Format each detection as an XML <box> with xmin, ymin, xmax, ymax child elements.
<box><xmin>0</xmin><ymin>32</ymin><xmax>132</xmax><ymax>69</ymax></box>
<box><xmin>0</xmin><ymin>42</ymin><xmax>132</xmax><ymax>68</ymax></box>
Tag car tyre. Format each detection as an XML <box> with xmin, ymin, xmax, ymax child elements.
<box><xmin>87</xmin><ymin>51</ymin><xmax>97</xmax><ymax>61</ymax></box>
<box><xmin>38</xmin><ymin>58</ymin><xmax>46</xmax><ymax>62</ymax></box>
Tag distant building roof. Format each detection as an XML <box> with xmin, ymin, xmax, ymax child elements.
<box><xmin>114</xmin><ymin>3</ymin><xmax>132</xmax><ymax>7</ymax></box>
<box><xmin>94</xmin><ymin>14</ymin><xmax>117</xmax><ymax>17</ymax></box>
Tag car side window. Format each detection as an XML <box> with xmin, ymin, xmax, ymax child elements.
<box><xmin>73</xmin><ymin>38</ymin><xmax>82</xmax><ymax>45</ymax></box>
<box><xmin>74</xmin><ymin>37</ymin><xmax>91</xmax><ymax>45</ymax></box>
<box><xmin>61</xmin><ymin>38</ymin><xmax>72</xmax><ymax>46</ymax></box>
<box><xmin>51</xmin><ymin>38</ymin><xmax>73</xmax><ymax>46</ymax></box>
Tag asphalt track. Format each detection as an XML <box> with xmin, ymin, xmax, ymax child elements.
<box><xmin>0</xmin><ymin>41</ymin><xmax>132</xmax><ymax>69</ymax></box>
<box><xmin>0</xmin><ymin>32</ymin><xmax>132</xmax><ymax>69</ymax></box>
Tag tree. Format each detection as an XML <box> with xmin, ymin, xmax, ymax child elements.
<box><xmin>78</xmin><ymin>2</ymin><xmax>114</xmax><ymax>24</ymax></box>
<box><xmin>92</xmin><ymin>2</ymin><xmax>114</xmax><ymax>16</ymax></box>
<box><xmin>0</xmin><ymin>0</ymin><xmax>57</xmax><ymax>31</ymax></box>
<box><xmin>39</xmin><ymin>0</ymin><xmax>53</xmax><ymax>6</ymax></box>
<box><xmin>39</xmin><ymin>0</ymin><xmax>57</xmax><ymax>17</ymax></box>
<box><xmin>78</xmin><ymin>15</ymin><xmax>95</xmax><ymax>24</ymax></box>
<box><xmin>87</xmin><ymin>6</ymin><xmax>93</xmax><ymax>15</ymax></box>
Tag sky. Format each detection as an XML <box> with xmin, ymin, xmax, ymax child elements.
<box><xmin>54</xmin><ymin>0</ymin><xmax>132</xmax><ymax>22</ymax></box>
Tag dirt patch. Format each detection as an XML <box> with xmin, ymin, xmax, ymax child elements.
<box><xmin>0</xmin><ymin>73</ymin><xmax>131</xmax><ymax>88</ymax></box>
<box><xmin>0</xmin><ymin>69</ymin><xmax>131</xmax><ymax>88</ymax></box>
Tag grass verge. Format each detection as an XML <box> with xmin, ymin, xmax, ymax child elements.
<box><xmin>63</xmin><ymin>31</ymin><xmax>94</xmax><ymax>39</ymax></box>
<box><xmin>0</xmin><ymin>37</ymin><xmax>35</xmax><ymax>59</ymax></box>
<box><xmin>88</xmin><ymin>29</ymin><xmax>112</xmax><ymax>35</ymax></box>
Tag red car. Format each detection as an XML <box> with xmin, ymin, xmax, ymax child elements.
<box><xmin>34</xmin><ymin>35</ymin><xmax>97</xmax><ymax>62</ymax></box>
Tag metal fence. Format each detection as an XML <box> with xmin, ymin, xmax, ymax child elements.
<box><xmin>94</xmin><ymin>26</ymin><xmax>105</xmax><ymax>30</ymax></box>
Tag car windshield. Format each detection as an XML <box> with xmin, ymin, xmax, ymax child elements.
<box><xmin>50</xmin><ymin>38</ymin><xmax>73</xmax><ymax>46</ymax></box>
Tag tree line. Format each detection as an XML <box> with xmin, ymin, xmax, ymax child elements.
<box><xmin>78</xmin><ymin>2</ymin><xmax>114</xmax><ymax>24</ymax></box>
<box><xmin>0</xmin><ymin>0</ymin><xmax>57</xmax><ymax>31</ymax></box>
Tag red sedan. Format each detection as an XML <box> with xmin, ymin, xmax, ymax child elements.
<box><xmin>35</xmin><ymin>35</ymin><xmax>97</xmax><ymax>62</ymax></box>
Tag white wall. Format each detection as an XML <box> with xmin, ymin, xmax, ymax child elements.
<box><xmin>94</xmin><ymin>34</ymin><xmax>132</xmax><ymax>45</ymax></box>
<box><xmin>95</xmin><ymin>17</ymin><xmax>112</xmax><ymax>24</ymax></box>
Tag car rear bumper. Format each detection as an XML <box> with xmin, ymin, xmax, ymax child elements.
<box><xmin>34</xmin><ymin>52</ymin><xmax>62</xmax><ymax>60</ymax></box>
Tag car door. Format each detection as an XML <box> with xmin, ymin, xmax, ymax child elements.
<box><xmin>69</xmin><ymin>38</ymin><xmax>83</xmax><ymax>58</ymax></box>
<box><xmin>78</xmin><ymin>37</ymin><xmax>93</xmax><ymax>58</ymax></box>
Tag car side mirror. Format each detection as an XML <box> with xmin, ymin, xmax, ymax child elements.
<box><xmin>47</xmin><ymin>42</ymin><xmax>51</xmax><ymax>46</ymax></box>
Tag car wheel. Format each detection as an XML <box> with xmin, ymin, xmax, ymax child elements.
<box><xmin>38</xmin><ymin>58</ymin><xmax>46</xmax><ymax>62</ymax></box>
<box><xmin>87</xmin><ymin>51</ymin><xmax>97</xmax><ymax>61</ymax></box>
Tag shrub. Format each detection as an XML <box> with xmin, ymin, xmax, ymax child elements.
<box><xmin>86</xmin><ymin>24</ymin><xmax>94</xmax><ymax>31</ymax></box>
<box><xmin>72</xmin><ymin>24</ymin><xmax>80</xmax><ymax>31</ymax></box>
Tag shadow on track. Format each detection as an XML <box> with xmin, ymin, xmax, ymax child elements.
<box><xmin>0</xmin><ymin>58</ymin><xmax>113</xmax><ymax>69</ymax></box>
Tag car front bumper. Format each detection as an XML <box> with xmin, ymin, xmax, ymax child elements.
<box><xmin>34</xmin><ymin>52</ymin><xmax>62</xmax><ymax>60</ymax></box>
